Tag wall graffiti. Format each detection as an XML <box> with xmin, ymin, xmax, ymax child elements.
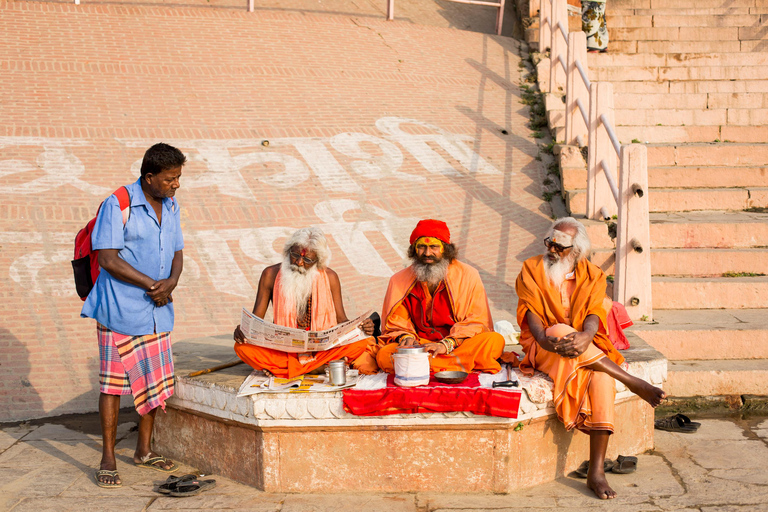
<box><xmin>0</xmin><ymin>117</ymin><xmax>503</xmax><ymax>297</ymax></box>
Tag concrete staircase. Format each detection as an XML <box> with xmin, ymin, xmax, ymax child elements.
<box><xmin>549</xmin><ymin>0</ymin><xmax>768</xmax><ymax>400</ymax></box>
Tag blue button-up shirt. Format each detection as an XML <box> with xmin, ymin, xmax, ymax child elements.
<box><xmin>81</xmin><ymin>178</ymin><xmax>184</xmax><ymax>336</ymax></box>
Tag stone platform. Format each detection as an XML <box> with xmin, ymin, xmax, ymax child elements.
<box><xmin>154</xmin><ymin>334</ymin><xmax>666</xmax><ymax>493</ymax></box>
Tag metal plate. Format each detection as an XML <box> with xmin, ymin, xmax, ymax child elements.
<box><xmin>433</xmin><ymin>371</ymin><xmax>468</xmax><ymax>384</ymax></box>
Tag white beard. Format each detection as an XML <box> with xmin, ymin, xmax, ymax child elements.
<box><xmin>544</xmin><ymin>252</ymin><xmax>576</xmax><ymax>290</ymax></box>
<box><xmin>279</xmin><ymin>259</ymin><xmax>318</xmax><ymax>318</ymax></box>
<box><xmin>412</xmin><ymin>258</ymin><xmax>450</xmax><ymax>287</ymax></box>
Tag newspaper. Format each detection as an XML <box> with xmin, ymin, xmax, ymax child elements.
<box><xmin>237</xmin><ymin>369</ymin><xmax>360</xmax><ymax>397</ymax></box>
<box><xmin>239</xmin><ymin>308</ymin><xmax>373</xmax><ymax>353</ymax></box>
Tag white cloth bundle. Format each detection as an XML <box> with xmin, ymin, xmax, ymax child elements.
<box><xmin>392</xmin><ymin>352</ymin><xmax>430</xmax><ymax>387</ymax></box>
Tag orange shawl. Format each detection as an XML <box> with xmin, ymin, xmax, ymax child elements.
<box><xmin>515</xmin><ymin>255</ymin><xmax>624</xmax><ymax>375</ymax></box>
<box><xmin>272</xmin><ymin>268</ymin><xmax>336</xmax><ymax>331</ymax></box>
<box><xmin>380</xmin><ymin>260</ymin><xmax>493</xmax><ymax>345</ymax></box>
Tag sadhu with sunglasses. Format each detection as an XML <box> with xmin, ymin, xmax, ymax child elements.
<box><xmin>233</xmin><ymin>227</ymin><xmax>379</xmax><ymax>378</ymax></box>
<box><xmin>513</xmin><ymin>217</ymin><xmax>665</xmax><ymax>500</ymax></box>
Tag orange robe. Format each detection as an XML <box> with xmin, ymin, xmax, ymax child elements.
<box><xmin>516</xmin><ymin>255</ymin><xmax>624</xmax><ymax>433</ymax></box>
<box><xmin>235</xmin><ymin>269</ymin><xmax>378</xmax><ymax>378</ymax></box>
<box><xmin>376</xmin><ymin>260</ymin><xmax>504</xmax><ymax>374</ymax></box>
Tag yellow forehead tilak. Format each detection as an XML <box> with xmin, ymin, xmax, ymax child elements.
<box><xmin>415</xmin><ymin>236</ymin><xmax>444</xmax><ymax>253</ymax></box>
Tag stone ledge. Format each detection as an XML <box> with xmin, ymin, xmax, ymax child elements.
<box><xmin>154</xmin><ymin>332</ymin><xmax>665</xmax><ymax>493</ymax></box>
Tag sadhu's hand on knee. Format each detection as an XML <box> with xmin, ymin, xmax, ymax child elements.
<box><xmin>234</xmin><ymin>325</ymin><xmax>246</xmax><ymax>344</ymax></box>
<box><xmin>559</xmin><ymin>331</ymin><xmax>592</xmax><ymax>357</ymax></box>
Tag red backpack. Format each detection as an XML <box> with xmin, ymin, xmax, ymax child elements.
<box><xmin>72</xmin><ymin>187</ymin><xmax>131</xmax><ymax>300</ymax></box>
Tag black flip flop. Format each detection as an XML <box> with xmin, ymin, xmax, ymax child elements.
<box><xmin>574</xmin><ymin>459</ymin><xmax>615</xmax><ymax>478</ymax></box>
<box><xmin>611</xmin><ymin>455</ymin><xmax>638</xmax><ymax>474</ymax></box>
<box><xmin>673</xmin><ymin>413</ymin><xmax>701</xmax><ymax>430</ymax></box>
<box><xmin>168</xmin><ymin>478</ymin><xmax>217</xmax><ymax>497</ymax></box>
<box><xmin>655</xmin><ymin>415</ymin><xmax>698</xmax><ymax>433</ymax></box>
<box><xmin>157</xmin><ymin>474</ymin><xmax>198</xmax><ymax>494</ymax></box>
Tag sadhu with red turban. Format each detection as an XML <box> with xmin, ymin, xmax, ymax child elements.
<box><xmin>376</xmin><ymin>219</ymin><xmax>505</xmax><ymax>374</ymax></box>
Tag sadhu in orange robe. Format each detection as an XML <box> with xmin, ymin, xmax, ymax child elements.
<box><xmin>234</xmin><ymin>269</ymin><xmax>378</xmax><ymax>378</ymax></box>
<box><xmin>515</xmin><ymin>255</ymin><xmax>624</xmax><ymax>433</ymax></box>
<box><xmin>376</xmin><ymin>260</ymin><xmax>505</xmax><ymax>374</ymax></box>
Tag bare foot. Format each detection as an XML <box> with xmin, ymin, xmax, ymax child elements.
<box><xmin>587</xmin><ymin>470</ymin><xmax>617</xmax><ymax>500</ymax></box>
<box><xmin>98</xmin><ymin>458</ymin><xmax>122</xmax><ymax>486</ymax></box>
<box><xmin>627</xmin><ymin>377</ymin><xmax>666</xmax><ymax>407</ymax></box>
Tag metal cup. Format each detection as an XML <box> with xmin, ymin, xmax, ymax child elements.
<box><xmin>328</xmin><ymin>360</ymin><xmax>347</xmax><ymax>386</ymax></box>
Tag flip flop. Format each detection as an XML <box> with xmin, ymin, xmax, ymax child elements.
<box><xmin>611</xmin><ymin>455</ymin><xmax>638</xmax><ymax>474</ymax></box>
<box><xmin>94</xmin><ymin>469</ymin><xmax>122</xmax><ymax>488</ymax></box>
<box><xmin>134</xmin><ymin>455</ymin><xmax>179</xmax><ymax>473</ymax></box>
<box><xmin>157</xmin><ymin>474</ymin><xmax>199</xmax><ymax>494</ymax></box>
<box><xmin>574</xmin><ymin>459</ymin><xmax>615</xmax><ymax>478</ymax></box>
<box><xmin>168</xmin><ymin>478</ymin><xmax>217</xmax><ymax>497</ymax></box>
<box><xmin>655</xmin><ymin>415</ymin><xmax>698</xmax><ymax>433</ymax></box>
<box><xmin>673</xmin><ymin>413</ymin><xmax>701</xmax><ymax>430</ymax></box>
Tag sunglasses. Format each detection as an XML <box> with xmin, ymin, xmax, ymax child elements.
<box><xmin>289</xmin><ymin>251</ymin><xmax>318</xmax><ymax>265</ymax></box>
<box><xmin>544</xmin><ymin>237</ymin><xmax>573</xmax><ymax>253</ymax></box>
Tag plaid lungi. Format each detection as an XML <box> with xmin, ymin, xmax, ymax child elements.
<box><xmin>98</xmin><ymin>323</ymin><xmax>175</xmax><ymax>416</ymax></box>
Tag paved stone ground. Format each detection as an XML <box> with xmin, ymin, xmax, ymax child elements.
<box><xmin>2</xmin><ymin>415</ymin><xmax>767</xmax><ymax>511</ymax></box>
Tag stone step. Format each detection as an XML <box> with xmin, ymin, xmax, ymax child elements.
<box><xmin>630</xmin><ymin>309</ymin><xmax>768</xmax><ymax>360</ymax></box>
<box><xmin>567</xmin><ymin>187</ymin><xmax>768</xmax><ymax>214</ymax></box>
<box><xmin>615</xmin><ymin>125</ymin><xmax>753</xmax><ymax>143</ymax></box>
<box><xmin>589</xmin><ymin>52</ymin><xmax>768</xmax><ymax>68</ymax></box>
<box><xmin>606</xmin><ymin>14</ymin><xmax>765</xmax><ymax>26</ymax></box>
<box><xmin>586</xmin><ymin>211</ymin><xmax>768</xmax><ymax>251</ymax></box>
<box><xmin>609</xmin><ymin>40</ymin><xmax>747</xmax><ymax>53</ymax></box>
<box><xmin>611</xmin><ymin>8</ymin><xmax>768</xmax><ymax>15</ymax></box>
<box><xmin>563</xmin><ymin>165</ymin><xmax>767</xmax><ymax>190</ymax></box>
<box><xmin>652</xmin><ymin>275</ymin><xmax>768</xmax><ymax>309</ymax></box>
<box><xmin>609</xmin><ymin>26</ymin><xmax>768</xmax><ymax>42</ymax></box>
<box><xmin>646</xmin><ymin>143</ymin><xmax>768</xmax><ymax>167</ymax></box>
<box><xmin>592</xmin><ymin>248</ymin><xmax>768</xmax><ymax>277</ymax></box>
<box><xmin>611</xmin><ymin>108</ymin><xmax>768</xmax><ymax>126</ymax></box>
<box><xmin>611</xmin><ymin>0</ymin><xmax>768</xmax><ymax>10</ymax></box>
<box><xmin>647</xmin><ymin>211</ymin><xmax>768</xmax><ymax>249</ymax></box>
<box><xmin>664</xmin><ymin>359</ymin><xmax>768</xmax><ymax>397</ymax></box>
<box><xmin>589</xmin><ymin>63</ymin><xmax>768</xmax><ymax>82</ymax></box>
<box><xmin>611</xmin><ymin>81</ymin><xmax>768</xmax><ymax>95</ymax></box>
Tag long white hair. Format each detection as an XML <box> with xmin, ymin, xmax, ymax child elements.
<box><xmin>545</xmin><ymin>217</ymin><xmax>591</xmax><ymax>262</ymax></box>
<box><xmin>281</xmin><ymin>227</ymin><xmax>331</xmax><ymax>269</ymax></box>
<box><xmin>543</xmin><ymin>217</ymin><xmax>591</xmax><ymax>288</ymax></box>
<box><xmin>279</xmin><ymin>227</ymin><xmax>331</xmax><ymax>318</ymax></box>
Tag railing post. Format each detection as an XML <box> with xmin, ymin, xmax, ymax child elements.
<box><xmin>248</xmin><ymin>0</ymin><xmax>254</xmax><ymax>12</ymax></box>
<box><xmin>615</xmin><ymin>144</ymin><xmax>652</xmax><ymax>320</ymax></box>
<box><xmin>539</xmin><ymin>0</ymin><xmax>552</xmax><ymax>52</ymax></box>
<box><xmin>565</xmin><ymin>32</ymin><xmax>589</xmax><ymax>146</ymax></box>
<box><xmin>587</xmin><ymin>81</ymin><xmax>618</xmax><ymax>219</ymax></box>
<box><xmin>495</xmin><ymin>0</ymin><xmax>506</xmax><ymax>36</ymax></box>
<box><xmin>387</xmin><ymin>0</ymin><xmax>394</xmax><ymax>20</ymax></box>
<box><xmin>549</xmin><ymin>0</ymin><xmax>567</xmax><ymax>92</ymax></box>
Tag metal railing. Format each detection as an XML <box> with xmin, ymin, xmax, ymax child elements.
<box><xmin>540</xmin><ymin>0</ymin><xmax>652</xmax><ymax>320</ymax></box>
<box><xmin>388</xmin><ymin>0</ymin><xmax>506</xmax><ymax>35</ymax></box>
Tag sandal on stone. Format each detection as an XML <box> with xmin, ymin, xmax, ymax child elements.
<box><xmin>168</xmin><ymin>478</ymin><xmax>217</xmax><ymax>497</ymax></box>
<box><xmin>574</xmin><ymin>459</ymin><xmax>614</xmax><ymax>478</ymax></box>
<box><xmin>611</xmin><ymin>455</ymin><xmax>638</xmax><ymax>474</ymax></box>
<box><xmin>157</xmin><ymin>474</ymin><xmax>198</xmax><ymax>494</ymax></box>
<box><xmin>673</xmin><ymin>413</ymin><xmax>701</xmax><ymax>430</ymax></box>
<box><xmin>134</xmin><ymin>455</ymin><xmax>179</xmax><ymax>473</ymax></box>
<box><xmin>95</xmin><ymin>469</ymin><xmax>122</xmax><ymax>488</ymax></box>
<box><xmin>655</xmin><ymin>415</ymin><xmax>698</xmax><ymax>433</ymax></box>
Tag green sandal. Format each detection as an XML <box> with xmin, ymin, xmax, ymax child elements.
<box><xmin>95</xmin><ymin>469</ymin><xmax>122</xmax><ymax>488</ymax></box>
<box><xmin>134</xmin><ymin>455</ymin><xmax>178</xmax><ymax>473</ymax></box>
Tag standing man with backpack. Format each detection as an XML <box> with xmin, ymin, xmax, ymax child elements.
<box><xmin>81</xmin><ymin>143</ymin><xmax>186</xmax><ymax>488</ymax></box>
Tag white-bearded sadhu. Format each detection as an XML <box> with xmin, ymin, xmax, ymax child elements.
<box><xmin>376</xmin><ymin>219</ymin><xmax>505</xmax><ymax>374</ymax></box>
<box><xmin>514</xmin><ymin>217</ymin><xmax>665</xmax><ymax>500</ymax></box>
<box><xmin>233</xmin><ymin>227</ymin><xmax>378</xmax><ymax>377</ymax></box>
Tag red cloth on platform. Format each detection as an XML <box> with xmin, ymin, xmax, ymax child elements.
<box><xmin>342</xmin><ymin>373</ymin><xmax>521</xmax><ymax>418</ymax></box>
<box><xmin>607</xmin><ymin>301</ymin><xmax>633</xmax><ymax>350</ymax></box>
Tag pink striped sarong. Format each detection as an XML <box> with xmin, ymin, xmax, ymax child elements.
<box><xmin>98</xmin><ymin>323</ymin><xmax>175</xmax><ymax>416</ymax></box>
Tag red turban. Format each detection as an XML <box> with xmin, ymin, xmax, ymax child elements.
<box><xmin>409</xmin><ymin>219</ymin><xmax>451</xmax><ymax>245</ymax></box>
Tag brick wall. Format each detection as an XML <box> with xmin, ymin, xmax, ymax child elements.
<box><xmin>0</xmin><ymin>1</ymin><xmax>550</xmax><ymax>421</ymax></box>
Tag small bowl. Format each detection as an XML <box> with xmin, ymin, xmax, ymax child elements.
<box><xmin>433</xmin><ymin>371</ymin><xmax>468</xmax><ymax>384</ymax></box>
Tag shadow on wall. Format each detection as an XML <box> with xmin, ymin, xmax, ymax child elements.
<box><xmin>435</xmin><ymin>0</ymin><xmax>524</xmax><ymax>39</ymax></box>
<box><xmin>0</xmin><ymin>328</ymin><xmax>44</xmax><ymax>422</ymax></box>
<box><xmin>0</xmin><ymin>327</ymin><xmax>133</xmax><ymax>423</ymax></box>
